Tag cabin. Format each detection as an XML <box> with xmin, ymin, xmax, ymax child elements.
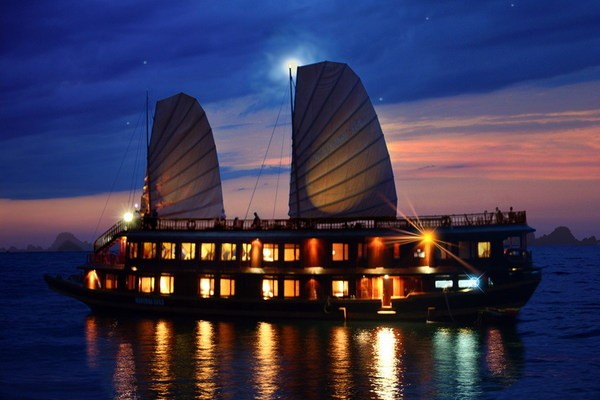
<box><xmin>83</xmin><ymin>211</ymin><xmax>533</xmax><ymax>310</ymax></box>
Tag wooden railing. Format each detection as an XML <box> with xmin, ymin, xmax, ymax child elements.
<box><xmin>94</xmin><ymin>210</ymin><xmax>527</xmax><ymax>251</ymax></box>
<box><xmin>93</xmin><ymin>218</ymin><xmax>141</xmax><ymax>251</ymax></box>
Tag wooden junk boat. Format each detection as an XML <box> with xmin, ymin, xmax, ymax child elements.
<box><xmin>45</xmin><ymin>61</ymin><xmax>541</xmax><ymax>322</ymax></box>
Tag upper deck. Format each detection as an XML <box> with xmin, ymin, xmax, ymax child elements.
<box><xmin>94</xmin><ymin>210</ymin><xmax>529</xmax><ymax>251</ymax></box>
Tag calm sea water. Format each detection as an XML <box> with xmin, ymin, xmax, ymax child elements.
<box><xmin>0</xmin><ymin>246</ymin><xmax>599</xmax><ymax>399</ymax></box>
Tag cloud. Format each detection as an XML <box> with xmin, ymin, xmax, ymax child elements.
<box><xmin>1</xmin><ymin>0</ymin><xmax>599</xmax><ymax>244</ymax></box>
<box><xmin>380</xmin><ymin>81</ymin><xmax>600</xmax><ymax>182</ymax></box>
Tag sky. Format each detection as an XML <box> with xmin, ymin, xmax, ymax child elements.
<box><xmin>1</xmin><ymin>0</ymin><xmax>599</xmax><ymax>249</ymax></box>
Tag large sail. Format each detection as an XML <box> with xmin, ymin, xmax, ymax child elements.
<box><xmin>147</xmin><ymin>92</ymin><xmax>224</xmax><ymax>218</ymax></box>
<box><xmin>289</xmin><ymin>61</ymin><xmax>397</xmax><ymax>219</ymax></box>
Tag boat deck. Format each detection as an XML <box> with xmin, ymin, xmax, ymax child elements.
<box><xmin>94</xmin><ymin>210</ymin><xmax>528</xmax><ymax>251</ymax></box>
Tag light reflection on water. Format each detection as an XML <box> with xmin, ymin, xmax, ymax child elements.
<box><xmin>5</xmin><ymin>249</ymin><xmax>599</xmax><ymax>399</ymax></box>
<box><xmin>151</xmin><ymin>320</ymin><xmax>174</xmax><ymax>398</ymax></box>
<box><xmin>113</xmin><ymin>342</ymin><xmax>136</xmax><ymax>400</ymax></box>
<box><xmin>329</xmin><ymin>326</ymin><xmax>352</xmax><ymax>398</ymax></box>
<box><xmin>254</xmin><ymin>322</ymin><xmax>279</xmax><ymax>399</ymax></box>
<box><xmin>371</xmin><ymin>327</ymin><xmax>402</xmax><ymax>400</ymax></box>
<box><xmin>195</xmin><ymin>320</ymin><xmax>217</xmax><ymax>399</ymax></box>
<box><xmin>433</xmin><ymin>328</ymin><xmax>481</xmax><ymax>399</ymax></box>
<box><xmin>84</xmin><ymin>316</ymin><xmax>523</xmax><ymax>399</ymax></box>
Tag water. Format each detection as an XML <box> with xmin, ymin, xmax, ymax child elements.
<box><xmin>0</xmin><ymin>246</ymin><xmax>598</xmax><ymax>399</ymax></box>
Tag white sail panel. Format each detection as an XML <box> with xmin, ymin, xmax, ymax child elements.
<box><xmin>289</xmin><ymin>61</ymin><xmax>397</xmax><ymax>218</ymax></box>
<box><xmin>147</xmin><ymin>93</ymin><xmax>224</xmax><ymax>218</ymax></box>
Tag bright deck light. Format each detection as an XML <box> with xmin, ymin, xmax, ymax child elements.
<box><xmin>123</xmin><ymin>211</ymin><xmax>134</xmax><ymax>223</ymax></box>
<box><xmin>422</xmin><ymin>231</ymin><xmax>434</xmax><ymax>244</ymax></box>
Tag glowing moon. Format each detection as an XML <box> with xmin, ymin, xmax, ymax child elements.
<box><xmin>283</xmin><ymin>57</ymin><xmax>302</xmax><ymax>77</ymax></box>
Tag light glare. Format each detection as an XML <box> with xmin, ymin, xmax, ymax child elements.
<box><xmin>422</xmin><ymin>231</ymin><xmax>434</xmax><ymax>244</ymax></box>
<box><xmin>284</xmin><ymin>58</ymin><xmax>301</xmax><ymax>73</ymax></box>
<box><xmin>123</xmin><ymin>211</ymin><xmax>134</xmax><ymax>222</ymax></box>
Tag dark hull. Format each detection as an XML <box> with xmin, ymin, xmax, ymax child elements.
<box><xmin>44</xmin><ymin>272</ymin><xmax>541</xmax><ymax>323</ymax></box>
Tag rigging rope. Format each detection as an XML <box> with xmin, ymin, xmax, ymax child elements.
<box><xmin>244</xmin><ymin>87</ymin><xmax>289</xmax><ymax>220</ymax></box>
<box><xmin>127</xmin><ymin>106</ymin><xmax>146</xmax><ymax>209</ymax></box>
<box><xmin>90</xmin><ymin>98</ymin><xmax>148</xmax><ymax>244</ymax></box>
<box><xmin>271</xmin><ymin>115</ymin><xmax>288</xmax><ymax>220</ymax></box>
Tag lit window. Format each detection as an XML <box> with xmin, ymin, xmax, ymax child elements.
<box><xmin>105</xmin><ymin>273</ymin><xmax>118</xmax><ymax>289</ymax></box>
<box><xmin>181</xmin><ymin>242</ymin><xmax>196</xmax><ymax>260</ymax></box>
<box><xmin>284</xmin><ymin>279</ymin><xmax>300</xmax><ymax>297</ymax></box>
<box><xmin>220</xmin><ymin>278</ymin><xmax>235</xmax><ymax>297</ymax></box>
<box><xmin>284</xmin><ymin>244</ymin><xmax>300</xmax><ymax>261</ymax></box>
<box><xmin>160</xmin><ymin>274</ymin><xmax>174</xmax><ymax>294</ymax></box>
<box><xmin>458</xmin><ymin>278</ymin><xmax>479</xmax><ymax>289</ymax></box>
<box><xmin>332</xmin><ymin>243</ymin><xmax>349</xmax><ymax>261</ymax></box>
<box><xmin>393</xmin><ymin>243</ymin><xmax>401</xmax><ymax>259</ymax></box>
<box><xmin>200</xmin><ymin>243</ymin><xmax>215</xmax><ymax>260</ymax></box>
<box><xmin>161</xmin><ymin>242</ymin><xmax>176</xmax><ymax>259</ymax></box>
<box><xmin>221</xmin><ymin>243</ymin><xmax>237</xmax><ymax>261</ymax></box>
<box><xmin>241</xmin><ymin>243</ymin><xmax>252</xmax><ymax>261</ymax></box>
<box><xmin>139</xmin><ymin>276</ymin><xmax>154</xmax><ymax>293</ymax></box>
<box><xmin>478</xmin><ymin>242</ymin><xmax>491</xmax><ymax>258</ymax></box>
<box><xmin>435</xmin><ymin>280</ymin><xmax>453</xmax><ymax>289</ymax></box>
<box><xmin>332</xmin><ymin>280</ymin><xmax>349</xmax><ymax>297</ymax></box>
<box><xmin>85</xmin><ymin>270</ymin><xmax>101</xmax><ymax>290</ymax></box>
<box><xmin>262</xmin><ymin>277</ymin><xmax>278</xmax><ymax>298</ymax></box>
<box><xmin>263</xmin><ymin>244</ymin><xmax>279</xmax><ymax>262</ymax></box>
<box><xmin>198</xmin><ymin>277</ymin><xmax>214</xmax><ymax>297</ymax></box>
<box><xmin>142</xmin><ymin>242</ymin><xmax>156</xmax><ymax>259</ymax></box>
<box><xmin>129</xmin><ymin>242</ymin><xmax>139</xmax><ymax>258</ymax></box>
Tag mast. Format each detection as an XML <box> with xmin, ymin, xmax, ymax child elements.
<box><xmin>289</xmin><ymin>67</ymin><xmax>295</xmax><ymax>118</ymax></box>
<box><xmin>145</xmin><ymin>90</ymin><xmax>151</xmax><ymax>214</ymax></box>
<box><xmin>289</xmin><ymin>66</ymin><xmax>301</xmax><ymax>219</ymax></box>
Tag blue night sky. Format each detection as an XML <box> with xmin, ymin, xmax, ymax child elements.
<box><xmin>1</xmin><ymin>0</ymin><xmax>599</xmax><ymax>248</ymax></box>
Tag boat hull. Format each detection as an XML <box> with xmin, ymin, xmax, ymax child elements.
<box><xmin>44</xmin><ymin>271</ymin><xmax>540</xmax><ymax>323</ymax></box>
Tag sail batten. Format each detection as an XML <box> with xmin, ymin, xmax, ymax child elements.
<box><xmin>293</xmin><ymin>65</ymin><xmax>354</xmax><ymax>153</ymax></box>
<box><xmin>289</xmin><ymin>61</ymin><xmax>397</xmax><ymax>219</ymax></box>
<box><xmin>297</xmin><ymin>134</ymin><xmax>389</xmax><ymax>196</ymax></box>
<box><xmin>147</xmin><ymin>92</ymin><xmax>224</xmax><ymax>219</ymax></box>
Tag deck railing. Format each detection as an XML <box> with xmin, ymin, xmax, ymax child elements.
<box><xmin>94</xmin><ymin>210</ymin><xmax>527</xmax><ymax>251</ymax></box>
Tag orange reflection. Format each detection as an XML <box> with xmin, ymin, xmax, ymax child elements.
<box><xmin>195</xmin><ymin>320</ymin><xmax>217</xmax><ymax>399</ymax></box>
<box><xmin>372</xmin><ymin>327</ymin><xmax>403</xmax><ymax>400</ymax></box>
<box><xmin>150</xmin><ymin>320</ymin><xmax>174</xmax><ymax>398</ymax></box>
<box><xmin>329</xmin><ymin>326</ymin><xmax>352</xmax><ymax>398</ymax></box>
<box><xmin>253</xmin><ymin>322</ymin><xmax>279</xmax><ymax>399</ymax></box>
<box><xmin>85</xmin><ymin>316</ymin><xmax>99</xmax><ymax>368</ymax></box>
<box><xmin>113</xmin><ymin>343</ymin><xmax>137</xmax><ymax>399</ymax></box>
<box><xmin>486</xmin><ymin>328</ymin><xmax>507</xmax><ymax>376</ymax></box>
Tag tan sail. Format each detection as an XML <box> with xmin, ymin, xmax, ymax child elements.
<box><xmin>289</xmin><ymin>61</ymin><xmax>397</xmax><ymax>218</ymax></box>
<box><xmin>147</xmin><ymin>92</ymin><xmax>224</xmax><ymax>218</ymax></box>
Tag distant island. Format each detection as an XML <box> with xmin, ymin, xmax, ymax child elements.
<box><xmin>0</xmin><ymin>226</ymin><xmax>597</xmax><ymax>253</ymax></box>
<box><xmin>529</xmin><ymin>226</ymin><xmax>598</xmax><ymax>246</ymax></box>
<box><xmin>1</xmin><ymin>232</ymin><xmax>93</xmax><ymax>253</ymax></box>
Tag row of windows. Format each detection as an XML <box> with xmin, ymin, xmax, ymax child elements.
<box><xmin>88</xmin><ymin>270</ymin><xmax>480</xmax><ymax>302</ymax></box>
<box><xmin>127</xmin><ymin>239</ymin><xmax>497</xmax><ymax>263</ymax></box>
<box><xmin>87</xmin><ymin>270</ymin><xmax>308</xmax><ymax>299</ymax></box>
<box><xmin>130</xmin><ymin>242</ymin><xmax>303</xmax><ymax>262</ymax></box>
<box><xmin>129</xmin><ymin>241</ymin><xmax>413</xmax><ymax>262</ymax></box>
